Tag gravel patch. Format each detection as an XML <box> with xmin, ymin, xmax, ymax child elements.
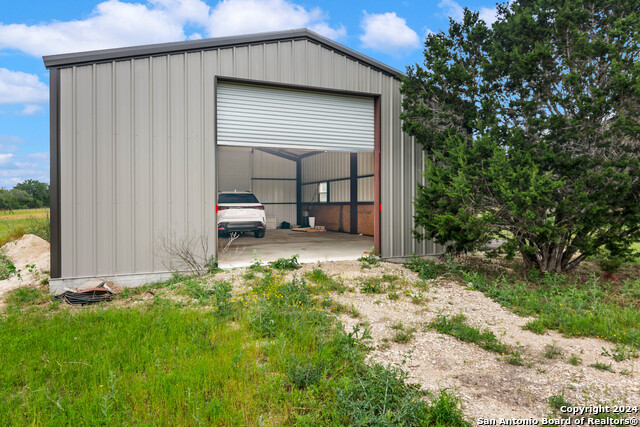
<box><xmin>297</xmin><ymin>260</ymin><xmax>639</xmax><ymax>421</ymax></box>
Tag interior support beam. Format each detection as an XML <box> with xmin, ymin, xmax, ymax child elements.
<box><xmin>296</xmin><ymin>159</ymin><xmax>302</xmax><ymax>226</ymax></box>
<box><xmin>255</xmin><ymin>147</ymin><xmax>299</xmax><ymax>162</ymax></box>
<box><xmin>350</xmin><ymin>153</ymin><xmax>358</xmax><ymax>234</ymax></box>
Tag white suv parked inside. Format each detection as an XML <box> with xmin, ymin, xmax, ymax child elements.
<box><xmin>217</xmin><ymin>191</ymin><xmax>266</xmax><ymax>238</ymax></box>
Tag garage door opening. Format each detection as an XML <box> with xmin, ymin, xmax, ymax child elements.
<box><xmin>216</xmin><ymin>146</ymin><xmax>375</xmax><ymax>267</ymax></box>
<box><xmin>215</xmin><ymin>80</ymin><xmax>378</xmax><ymax>267</ymax></box>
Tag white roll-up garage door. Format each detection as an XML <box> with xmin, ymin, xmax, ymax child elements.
<box><xmin>217</xmin><ymin>82</ymin><xmax>374</xmax><ymax>152</ymax></box>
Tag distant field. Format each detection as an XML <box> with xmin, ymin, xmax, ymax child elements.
<box><xmin>0</xmin><ymin>208</ymin><xmax>50</xmax><ymax>247</ymax></box>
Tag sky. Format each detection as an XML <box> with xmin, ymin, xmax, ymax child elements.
<box><xmin>0</xmin><ymin>0</ymin><xmax>502</xmax><ymax>188</ymax></box>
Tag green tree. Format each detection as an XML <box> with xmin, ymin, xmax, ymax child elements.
<box><xmin>401</xmin><ymin>1</ymin><xmax>640</xmax><ymax>272</ymax></box>
<box><xmin>14</xmin><ymin>179</ymin><xmax>49</xmax><ymax>207</ymax></box>
<box><xmin>0</xmin><ymin>189</ymin><xmax>18</xmax><ymax>211</ymax></box>
<box><xmin>9</xmin><ymin>189</ymin><xmax>34</xmax><ymax>209</ymax></box>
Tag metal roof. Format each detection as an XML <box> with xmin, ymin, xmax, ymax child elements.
<box><xmin>42</xmin><ymin>28</ymin><xmax>403</xmax><ymax>78</ymax></box>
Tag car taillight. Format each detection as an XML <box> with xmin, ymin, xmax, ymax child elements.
<box><xmin>253</xmin><ymin>206</ymin><xmax>264</xmax><ymax>210</ymax></box>
<box><xmin>217</xmin><ymin>205</ymin><xmax>230</xmax><ymax>212</ymax></box>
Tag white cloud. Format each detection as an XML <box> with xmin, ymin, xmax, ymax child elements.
<box><xmin>478</xmin><ymin>6</ymin><xmax>499</xmax><ymax>25</ymax></box>
<box><xmin>0</xmin><ymin>153</ymin><xmax>14</xmax><ymax>166</ymax></box>
<box><xmin>438</xmin><ymin>0</ymin><xmax>498</xmax><ymax>25</ymax></box>
<box><xmin>21</xmin><ymin>104</ymin><xmax>43</xmax><ymax>115</ymax></box>
<box><xmin>0</xmin><ymin>0</ymin><xmax>208</xmax><ymax>57</ymax></box>
<box><xmin>309</xmin><ymin>22</ymin><xmax>346</xmax><ymax>40</ymax></box>
<box><xmin>0</xmin><ymin>0</ymin><xmax>345</xmax><ymax>58</ymax></box>
<box><xmin>438</xmin><ymin>0</ymin><xmax>464</xmax><ymax>21</ymax></box>
<box><xmin>207</xmin><ymin>0</ymin><xmax>345</xmax><ymax>39</ymax></box>
<box><xmin>0</xmin><ymin>68</ymin><xmax>48</xmax><ymax>105</ymax></box>
<box><xmin>359</xmin><ymin>12</ymin><xmax>420</xmax><ymax>55</ymax></box>
<box><xmin>0</xmin><ymin>152</ymin><xmax>49</xmax><ymax>188</ymax></box>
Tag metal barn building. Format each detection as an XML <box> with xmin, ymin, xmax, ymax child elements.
<box><xmin>43</xmin><ymin>29</ymin><xmax>441</xmax><ymax>290</ymax></box>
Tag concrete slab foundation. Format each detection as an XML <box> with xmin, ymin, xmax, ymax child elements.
<box><xmin>218</xmin><ymin>229</ymin><xmax>373</xmax><ymax>268</ymax></box>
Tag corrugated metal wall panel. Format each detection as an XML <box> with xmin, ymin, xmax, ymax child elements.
<box><xmin>330</xmin><ymin>180</ymin><xmax>349</xmax><ymax>202</ymax></box>
<box><xmin>114</xmin><ymin>60</ymin><xmax>134</xmax><ymax>273</ymax></box>
<box><xmin>301</xmin><ymin>152</ymin><xmax>350</xmax><ymax>182</ymax></box>
<box><xmin>253</xmin><ymin>149</ymin><xmax>296</xmax><ymax>179</ymax></box>
<box><xmin>357</xmin><ymin>152</ymin><xmax>374</xmax><ymax>175</ymax></box>
<box><xmin>218</xmin><ymin>147</ymin><xmax>252</xmax><ymax>192</ymax></box>
<box><xmin>57</xmin><ymin>37</ymin><xmax>442</xmax><ymax>280</ymax></box>
<box><xmin>217</xmin><ymin>82</ymin><xmax>374</xmax><ymax>151</ymax></box>
<box><xmin>302</xmin><ymin>184</ymin><xmax>317</xmax><ymax>203</ymax></box>
<box><xmin>252</xmin><ymin>180</ymin><xmax>296</xmax><ymax>203</ymax></box>
<box><xmin>264</xmin><ymin>204</ymin><xmax>296</xmax><ymax>227</ymax></box>
<box><xmin>95</xmin><ymin>63</ymin><xmax>115</xmax><ymax>275</ymax></box>
<box><xmin>74</xmin><ymin>65</ymin><xmax>94</xmax><ymax>277</ymax></box>
<box><xmin>133</xmin><ymin>57</ymin><xmax>153</xmax><ymax>273</ymax></box>
<box><xmin>358</xmin><ymin>177</ymin><xmax>374</xmax><ymax>202</ymax></box>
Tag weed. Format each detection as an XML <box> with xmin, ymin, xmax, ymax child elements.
<box><xmin>506</xmin><ymin>351</ymin><xmax>524</xmax><ymax>366</ymax></box>
<box><xmin>405</xmin><ymin>255</ymin><xmax>446</xmax><ymax>280</ymax></box>
<box><xmin>243</xmin><ymin>271</ymin><xmax>255</xmax><ymax>281</ymax></box>
<box><xmin>405</xmin><ymin>291</ymin><xmax>425</xmax><ymax>304</ymax></box>
<box><xmin>0</xmin><ymin>250</ymin><xmax>15</xmax><ymax>280</ymax></box>
<box><xmin>549</xmin><ymin>392</ymin><xmax>572</xmax><ymax>411</ymax></box>
<box><xmin>304</xmin><ymin>269</ymin><xmax>345</xmax><ymax>293</ymax></box>
<box><xmin>249</xmin><ymin>252</ymin><xmax>267</xmax><ymax>272</ymax></box>
<box><xmin>620</xmin><ymin>369</ymin><xmax>632</xmax><ymax>376</ymax></box>
<box><xmin>462</xmin><ymin>271</ymin><xmax>488</xmax><ymax>289</ymax></box>
<box><xmin>589</xmin><ymin>362</ymin><xmax>615</xmax><ymax>373</ymax></box>
<box><xmin>568</xmin><ymin>354</ymin><xmax>582</xmax><ymax>366</ymax></box>
<box><xmin>391</xmin><ymin>323</ymin><xmax>417</xmax><ymax>343</ymax></box>
<box><xmin>543</xmin><ymin>343</ymin><xmax>563</xmax><ymax>360</ymax></box>
<box><xmin>286</xmin><ymin>356</ymin><xmax>324</xmax><ymax>389</ymax></box>
<box><xmin>430</xmin><ymin>314</ymin><xmax>511</xmax><ymax>355</ymax></box>
<box><xmin>348</xmin><ymin>304</ymin><xmax>361</xmax><ymax>318</ymax></box>
<box><xmin>211</xmin><ymin>281</ymin><xmax>233</xmax><ymax>318</ymax></box>
<box><xmin>358</xmin><ymin>249</ymin><xmax>380</xmax><ymax>268</ymax></box>
<box><xmin>183</xmin><ymin>280</ymin><xmax>213</xmax><ymax>305</ymax></box>
<box><xmin>360</xmin><ymin>277</ymin><xmax>385</xmax><ymax>294</ymax></box>
<box><xmin>523</xmin><ymin>319</ymin><xmax>546</xmax><ymax>335</ymax></box>
<box><xmin>388</xmin><ymin>292</ymin><xmax>400</xmax><ymax>301</ymax></box>
<box><xmin>270</xmin><ymin>254</ymin><xmax>300</xmax><ymax>270</ymax></box>
<box><xmin>335</xmin><ymin>361</ymin><xmax>469</xmax><ymax>426</ymax></box>
<box><xmin>601</xmin><ymin>343</ymin><xmax>638</xmax><ymax>362</ymax></box>
<box><xmin>205</xmin><ymin>256</ymin><xmax>223</xmax><ymax>274</ymax></box>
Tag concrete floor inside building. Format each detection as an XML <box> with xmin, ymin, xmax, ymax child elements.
<box><xmin>217</xmin><ymin>229</ymin><xmax>373</xmax><ymax>268</ymax></box>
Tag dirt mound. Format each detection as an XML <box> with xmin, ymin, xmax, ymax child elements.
<box><xmin>2</xmin><ymin>234</ymin><xmax>50</xmax><ymax>275</ymax></box>
<box><xmin>1</xmin><ymin>234</ymin><xmax>50</xmax><ymax>302</ymax></box>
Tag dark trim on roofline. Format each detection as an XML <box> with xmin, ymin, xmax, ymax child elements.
<box><xmin>43</xmin><ymin>28</ymin><xmax>403</xmax><ymax>78</ymax></box>
<box><xmin>50</xmin><ymin>68</ymin><xmax>61</xmax><ymax>279</ymax></box>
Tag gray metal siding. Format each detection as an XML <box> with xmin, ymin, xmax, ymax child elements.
<box><xmin>57</xmin><ymin>38</ymin><xmax>439</xmax><ymax>279</ymax></box>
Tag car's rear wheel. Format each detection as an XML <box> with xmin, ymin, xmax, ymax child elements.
<box><xmin>254</xmin><ymin>230</ymin><xmax>265</xmax><ymax>238</ymax></box>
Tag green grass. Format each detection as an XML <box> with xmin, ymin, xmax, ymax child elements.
<box><xmin>304</xmin><ymin>268</ymin><xmax>345</xmax><ymax>293</ymax></box>
<box><xmin>429</xmin><ymin>314</ymin><xmax>512</xmax><ymax>355</ymax></box>
<box><xmin>0</xmin><ymin>273</ymin><xmax>469</xmax><ymax>425</ymax></box>
<box><xmin>0</xmin><ymin>208</ymin><xmax>50</xmax><ymax>246</ymax></box>
<box><xmin>463</xmin><ymin>270</ymin><xmax>640</xmax><ymax>348</ymax></box>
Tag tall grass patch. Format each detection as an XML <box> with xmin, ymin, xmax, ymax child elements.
<box><xmin>0</xmin><ymin>270</ymin><xmax>469</xmax><ymax>425</ymax></box>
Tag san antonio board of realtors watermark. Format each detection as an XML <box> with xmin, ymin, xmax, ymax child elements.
<box><xmin>477</xmin><ymin>405</ymin><xmax>638</xmax><ymax>425</ymax></box>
